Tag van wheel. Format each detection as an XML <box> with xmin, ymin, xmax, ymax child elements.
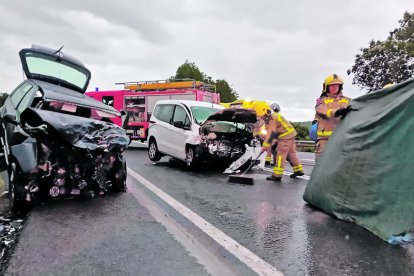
<box><xmin>148</xmin><ymin>139</ymin><xmax>162</xmax><ymax>161</ymax></box>
<box><xmin>185</xmin><ymin>146</ymin><xmax>198</xmax><ymax>168</ymax></box>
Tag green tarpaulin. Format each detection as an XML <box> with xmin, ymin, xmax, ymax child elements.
<box><xmin>303</xmin><ymin>78</ymin><xmax>414</xmax><ymax>243</ymax></box>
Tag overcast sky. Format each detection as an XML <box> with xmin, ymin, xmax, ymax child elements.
<box><xmin>1</xmin><ymin>0</ymin><xmax>413</xmax><ymax>120</ymax></box>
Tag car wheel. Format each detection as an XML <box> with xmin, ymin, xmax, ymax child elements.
<box><xmin>148</xmin><ymin>139</ymin><xmax>162</xmax><ymax>161</ymax></box>
<box><xmin>112</xmin><ymin>159</ymin><xmax>127</xmax><ymax>193</ymax></box>
<box><xmin>8</xmin><ymin>162</ymin><xmax>27</xmax><ymax>213</ymax></box>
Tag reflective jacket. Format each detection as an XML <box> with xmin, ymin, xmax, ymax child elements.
<box><xmin>262</xmin><ymin>113</ymin><xmax>296</xmax><ymax>148</ymax></box>
<box><xmin>315</xmin><ymin>93</ymin><xmax>351</xmax><ymax>139</ymax></box>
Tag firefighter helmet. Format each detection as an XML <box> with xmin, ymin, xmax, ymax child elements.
<box><xmin>322</xmin><ymin>74</ymin><xmax>344</xmax><ymax>93</ymax></box>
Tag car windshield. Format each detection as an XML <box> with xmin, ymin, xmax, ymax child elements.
<box><xmin>191</xmin><ymin>106</ymin><xmax>221</xmax><ymax>124</ymax></box>
<box><xmin>25</xmin><ymin>52</ymin><xmax>89</xmax><ymax>91</ymax></box>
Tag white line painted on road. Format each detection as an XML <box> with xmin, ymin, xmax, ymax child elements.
<box><xmin>128</xmin><ymin>167</ymin><xmax>283</xmax><ymax>276</ymax></box>
<box><xmin>301</xmin><ymin>159</ymin><xmax>315</xmax><ymax>162</ymax></box>
<box><xmin>128</xmin><ymin>180</ymin><xmax>237</xmax><ymax>276</ymax></box>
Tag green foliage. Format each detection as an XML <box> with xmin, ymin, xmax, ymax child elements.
<box><xmin>348</xmin><ymin>11</ymin><xmax>414</xmax><ymax>91</ymax></box>
<box><xmin>292</xmin><ymin>122</ymin><xmax>310</xmax><ymax>141</ymax></box>
<box><xmin>171</xmin><ymin>61</ymin><xmax>238</xmax><ymax>102</ymax></box>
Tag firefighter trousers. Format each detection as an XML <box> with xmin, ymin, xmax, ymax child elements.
<box><xmin>272</xmin><ymin>138</ymin><xmax>303</xmax><ymax>177</ymax></box>
<box><xmin>315</xmin><ymin>139</ymin><xmax>329</xmax><ymax>160</ymax></box>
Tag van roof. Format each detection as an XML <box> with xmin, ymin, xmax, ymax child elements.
<box><xmin>155</xmin><ymin>100</ymin><xmax>223</xmax><ymax>109</ymax></box>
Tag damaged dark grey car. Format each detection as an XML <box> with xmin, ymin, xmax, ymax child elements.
<box><xmin>0</xmin><ymin>45</ymin><xmax>129</xmax><ymax>212</ymax></box>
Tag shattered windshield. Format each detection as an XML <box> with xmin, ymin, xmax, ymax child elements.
<box><xmin>25</xmin><ymin>52</ymin><xmax>89</xmax><ymax>91</ymax></box>
<box><xmin>191</xmin><ymin>106</ymin><xmax>221</xmax><ymax>124</ymax></box>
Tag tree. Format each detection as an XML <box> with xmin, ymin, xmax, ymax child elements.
<box><xmin>173</xmin><ymin>61</ymin><xmax>205</xmax><ymax>81</ymax></box>
<box><xmin>215</xmin><ymin>79</ymin><xmax>238</xmax><ymax>102</ymax></box>
<box><xmin>347</xmin><ymin>11</ymin><xmax>414</xmax><ymax>92</ymax></box>
<box><xmin>292</xmin><ymin>122</ymin><xmax>310</xmax><ymax>141</ymax></box>
<box><xmin>171</xmin><ymin>61</ymin><xmax>238</xmax><ymax>102</ymax></box>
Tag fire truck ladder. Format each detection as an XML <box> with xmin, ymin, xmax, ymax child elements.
<box><xmin>116</xmin><ymin>79</ymin><xmax>216</xmax><ymax>92</ymax></box>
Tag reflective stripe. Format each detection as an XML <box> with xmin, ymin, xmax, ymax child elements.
<box><xmin>273</xmin><ymin>156</ymin><xmax>284</xmax><ymax>174</ymax></box>
<box><xmin>263</xmin><ymin>142</ymin><xmax>270</xmax><ymax>148</ymax></box>
<box><xmin>326</xmin><ymin>109</ymin><xmax>333</xmax><ymax>118</ymax></box>
<box><xmin>293</xmin><ymin>165</ymin><xmax>303</xmax><ymax>170</ymax></box>
<box><xmin>317</xmin><ymin>130</ymin><xmax>332</xmax><ymax>137</ymax></box>
<box><xmin>340</xmin><ymin>98</ymin><xmax>350</xmax><ymax>103</ymax></box>
<box><xmin>278</xmin><ymin>128</ymin><xmax>294</xmax><ymax>138</ymax></box>
<box><xmin>273</xmin><ymin>169</ymin><xmax>284</xmax><ymax>174</ymax></box>
<box><xmin>277</xmin><ymin>114</ymin><xmax>295</xmax><ymax>138</ymax></box>
<box><xmin>265</xmin><ymin>156</ymin><xmax>271</xmax><ymax>161</ymax></box>
<box><xmin>323</xmin><ymin>98</ymin><xmax>334</xmax><ymax>104</ymax></box>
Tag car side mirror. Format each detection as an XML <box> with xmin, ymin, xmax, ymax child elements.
<box><xmin>173</xmin><ymin>121</ymin><xmax>184</xmax><ymax>129</ymax></box>
<box><xmin>4</xmin><ymin>114</ymin><xmax>18</xmax><ymax>125</ymax></box>
<box><xmin>120</xmin><ymin>110</ymin><xmax>130</xmax><ymax>128</ymax></box>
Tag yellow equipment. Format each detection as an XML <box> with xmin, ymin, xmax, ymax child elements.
<box><xmin>226</xmin><ymin>99</ymin><xmax>270</xmax><ymax>117</ymax></box>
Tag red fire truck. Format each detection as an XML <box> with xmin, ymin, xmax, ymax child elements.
<box><xmin>86</xmin><ymin>79</ymin><xmax>220</xmax><ymax>141</ymax></box>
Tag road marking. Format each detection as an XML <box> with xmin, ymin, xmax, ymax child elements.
<box><xmin>128</xmin><ymin>167</ymin><xmax>283</xmax><ymax>276</ymax></box>
<box><xmin>128</xmin><ymin>180</ymin><xmax>237</xmax><ymax>276</ymax></box>
<box><xmin>262</xmin><ymin>168</ymin><xmax>311</xmax><ymax>180</ymax></box>
<box><xmin>301</xmin><ymin>158</ymin><xmax>315</xmax><ymax>162</ymax></box>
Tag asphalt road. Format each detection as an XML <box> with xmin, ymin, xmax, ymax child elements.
<box><xmin>5</xmin><ymin>143</ymin><xmax>414</xmax><ymax>275</ymax></box>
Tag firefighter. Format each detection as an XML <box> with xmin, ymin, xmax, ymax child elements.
<box><xmin>265</xmin><ymin>103</ymin><xmax>281</xmax><ymax>166</ymax></box>
<box><xmin>314</xmin><ymin>74</ymin><xmax>351</xmax><ymax>159</ymax></box>
<box><xmin>259</xmin><ymin>106</ymin><xmax>304</xmax><ymax>181</ymax></box>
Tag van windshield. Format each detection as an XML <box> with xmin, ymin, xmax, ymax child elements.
<box><xmin>191</xmin><ymin>106</ymin><xmax>221</xmax><ymax>125</ymax></box>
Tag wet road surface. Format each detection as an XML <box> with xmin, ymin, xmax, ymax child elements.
<box><xmin>5</xmin><ymin>143</ymin><xmax>414</xmax><ymax>275</ymax></box>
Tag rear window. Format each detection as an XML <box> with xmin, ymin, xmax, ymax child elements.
<box><xmin>153</xmin><ymin>104</ymin><xmax>175</xmax><ymax>123</ymax></box>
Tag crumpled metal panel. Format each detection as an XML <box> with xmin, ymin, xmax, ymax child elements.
<box><xmin>20</xmin><ymin>108</ymin><xmax>130</xmax><ymax>151</ymax></box>
<box><xmin>204</xmin><ymin>108</ymin><xmax>257</xmax><ymax>124</ymax></box>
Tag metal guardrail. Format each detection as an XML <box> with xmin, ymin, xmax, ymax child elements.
<box><xmin>295</xmin><ymin>140</ymin><xmax>315</xmax><ymax>152</ymax></box>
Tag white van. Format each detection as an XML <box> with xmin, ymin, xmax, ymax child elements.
<box><xmin>147</xmin><ymin>100</ymin><xmax>223</xmax><ymax>166</ymax></box>
<box><xmin>147</xmin><ymin>100</ymin><xmax>260</xmax><ymax>168</ymax></box>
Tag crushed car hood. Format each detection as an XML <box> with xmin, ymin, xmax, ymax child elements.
<box><xmin>203</xmin><ymin>108</ymin><xmax>257</xmax><ymax>124</ymax></box>
<box><xmin>21</xmin><ymin>108</ymin><xmax>129</xmax><ymax>150</ymax></box>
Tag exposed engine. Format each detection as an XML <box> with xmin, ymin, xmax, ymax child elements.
<box><xmin>200</xmin><ymin>121</ymin><xmax>258</xmax><ymax>160</ymax></box>
<box><xmin>17</xmin><ymin>108</ymin><xmax>129</xmax><ymax>203</ymax></box>
<box><xmin>24</xmin><ymin>141</ymin><xmax>126</xmax><ymax>202</ymax></box>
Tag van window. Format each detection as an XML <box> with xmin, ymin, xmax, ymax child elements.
<box><xmin>154</xmin><ymin>104</ymin><xmax>174</xmax><ymax>123</ymax></box>
<box><xmin>173</xmin><ymin>105</ymin><xmax>189</xmax><ymax>124</ymax></box>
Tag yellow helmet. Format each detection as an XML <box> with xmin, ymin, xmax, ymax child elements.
<box><xmin>322</xmin><ymin>74</ymin><xmax>344</xmax><ymax>93</ymax></box>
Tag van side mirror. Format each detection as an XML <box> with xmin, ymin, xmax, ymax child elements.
<box><xmin>173</xmin><ymin>121</ymin><xmax>184</xmax><ymax>129</ymax></box>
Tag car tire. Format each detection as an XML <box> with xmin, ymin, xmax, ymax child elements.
<box><xmin>112</xmin><ymin>159</ymin><xmax>127</xmax><ymax>193</ymax></box>
<box><xmin>148</xmin><ymin>139</ymin><xmax>162</xmax><ymax>161</ymax></box>
<box><xmin>8</xmin><ymin>162</ymin><xmax>28</xmax><ymax>213</ymax></box>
